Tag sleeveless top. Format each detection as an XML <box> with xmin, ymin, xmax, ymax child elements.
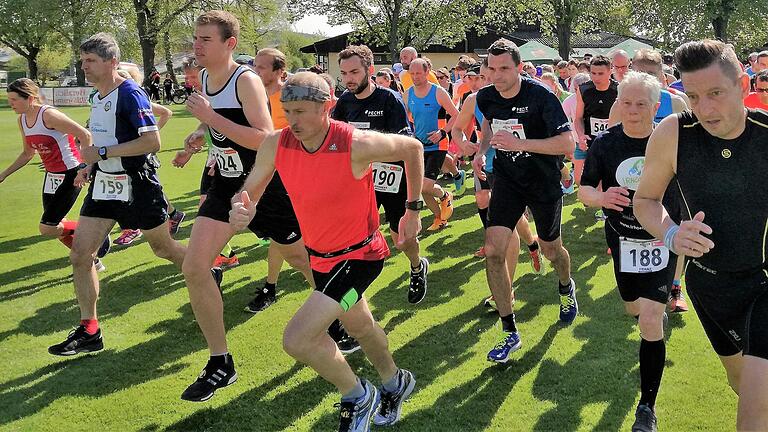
<box><xmin>21</xmin><ymin>105</ymin><xmax>80</xmax><ymax>172</ymax></box>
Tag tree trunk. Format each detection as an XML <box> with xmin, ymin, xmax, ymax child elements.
<box><xmin>163</xmin><ymin>30</ymin><xmax>176</xmax><ymax>84</ymax></box>
<box><xmin>26</xmin><ymin>46</ymin><xmax>40</xmax><ymax>81</ymax></box>
<box><xmin>711</xmin><ymin>16</ymin><xmax>728</xmax><ymax>42</ymax></box>
<box><xmin>388</xmin><ymin>3</ymin><xmax>402</xmax><ymax>63</ymax></box>
<box><xmin>134</xmin><ymin>0</ymin><xmax>157</xmax><ymax>86</ymax></box>
<box><xmin>553</xmin><ymin>0</ymin><xmax>574</xmax><ymax>60</ymax></box>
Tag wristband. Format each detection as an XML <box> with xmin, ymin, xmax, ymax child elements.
<box><xmin>663</xmin><ymin>224</ymin><xmax>680</xmax><ymax>252</ymax></box>
<box><xmin>439</xmin><ymin>129</ymin><xmax>447</xmax><ymax>139</ymax></box>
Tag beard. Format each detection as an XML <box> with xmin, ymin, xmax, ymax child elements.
<box><xmin>349</xmin><ymin>76</ymin><xmax>370</xmax><ymax>95</ymax></box>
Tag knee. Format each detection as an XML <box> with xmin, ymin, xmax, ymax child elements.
<box><xmin>151</xmin><ymin>244</ymin><xmax>174</xmax><ymax>261</ymax></box>
<box><xmin>638</xmin><ymin>313</ymin><xmax>663</xmax><ymax>339</ymax></box>
<box><xmin>182</xmin><ymin>255</ymin><xmax>210</xmax><ymax>282</ymax></box>
<box><xmin>484</xmin><ymin>242</ymin><xmax>507</xmax><ymax>263</ymax></box>
<box><xmin>282</xmin><ymin>325</ymin><xmax>310</xmax><ymax>360</ymax></box>
<box><xmin>38</xmin><ymin>224</ymin><xmax>59</xmax><ymax>237</ymax></box>
<box><xmin>70</xmin><ymin>245</ymin><xmax>95</xmax><ymax>268</ymax></box>
<box><xmin>343</xmin><ymin>317</ymin><xmax>375</xmax><ymax>341</ymax></box>
<box><xmin>282</xmin><ymin>248</ymin><xmax>309</xmax><ymax>270</ymax></box>
<box><xmin>540</xmin><ymin>243</ymin><xmax>560</xmax><ymax>262</ymax></box>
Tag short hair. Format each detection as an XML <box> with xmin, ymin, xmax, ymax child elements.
<box><xmin>590</xmin><ymin>55</ymin><xmax>611</xmax><ymax>68</ymax></box>
<box><xmin>577</xmin><ymin>61</ymin><xmax>591</xmax><ymax>71</ymax></box>
<box><xmin>757</xmin><ymin>70</ymin><xmax>768</xmax><ymax>82</ymax></box>
<box><xmin>749</xmin><ymin>52</ymin><xmax>759</xmax><ymax>60</ymax></box>
<box><xmin>758</xmin><ymin>50</ymin><xmax>768</xmax><ymax>60</ymax></box>
<box><xmin>257</xmin><ymin>48</ymin><xmax>286</xmax><ymax>71</ymax></box>
<box><xmin>118</xmin><ymin>63</ymin><xmax>143</xmax><ymax>83</ymax></box>
<box><xmin>541</xmin><ymin>64</ymin><xmax>554</xmax><ymax>74</ymax></box>
<box><xmin>540</xmin><ymin>72</ymin><xmax>563</xmax><ymax>92</ymax></box>
<box><xmin>610</xmin><ymin>49</ymin><xmax>629</xmax><ymax>61</ymax></box>
<box><xmin>319</xmin><ymin>73</ymin><xmax>336</xmax><ymax>94</ymax></box>
<box><xmin>568</xmin><ymin>59</ymin><xmax>578</xmax><ymax>67</ymax></box>
<box><xmin>572</xmin><ymin>72</ymin><xmax>591</xmax><ymax>87</ymax></box>
<box><xmin>196</xmin><ymin>10</ymin><xmax>240</xmax><ymax>40</ymax></box>
<box><xmin>338</xmin><ymin>45</ymin><xmax>374</xmax><ymax>69</ymax></box>
<box><xmin>456</xmin><ymin>55</ymin><xmax>477</xmax><ymax>71</ymax></box>
<box><xmin>80</xmin><ymin>32</ymin><xmax>120</xmax><ymax>61</ymax></box>
<box><xmin>400</xmin><ymin>46</ymin><xmax>417</xmax><ymax>56</ymax></box>
<box><xmin>487</xmin><ymin>38</ymin><xmax>521</xmax><ymax>66</ymax></box>
<box><xmin>7</xmin><ymin>78</ymin><xmax>39</xmax><ymax>100</ymax></box>
<box><xmin>674</xmin><ymin>39</ymin><xmax>742</xmax><ymax>82</ymax></box>
<box><xmin>422</xmin><ymin>57</ymin><xmax>433</xmax><ymax>69</ymax></box>
<box><xmin>410</xmin><ymin>58</ymin><xmax>429</xmax><ymax>72</ymax></box>
<box><xmin>618</xmin><ymin>71</ymin><xmax>661</xmax><ymax>104</ymax></box>
<box><xmin>557</xmin><ymin>60</ymin><xmax>568</xmax><ymax>68</ymax></box>
<box><xmin>632</xmin><ymin>49</ymin><xmax>663</xmax><ymax>73</ymax></box>
<box><xmin>375</xmin><ymin>70</ymin><xmax>391</xmax><ymax>79</ymax></box>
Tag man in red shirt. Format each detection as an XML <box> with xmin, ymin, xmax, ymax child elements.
<box><xmin>744</xmin><ymin>70</ymin><xmax>768</xmax><ymax>111</ymax></box>
<box><xmin>230</xmin><ymin>72</ymin><xmax>424</xmax><ymax>431</ymax></box>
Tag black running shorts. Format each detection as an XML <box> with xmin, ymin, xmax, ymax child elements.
<box><xmin>487</xmin><ymin>173</ymin><xmax>562</xmax><ymax>242</ymax></box>
<box><xmin>605</xmin><ymin>229</ymin><xmax>677</xmax><ymax>304</ymax></box>
<box><xmin>423</xmin><ymin>150</ymin><xmax>447</xmax><ymax>181</ymax></box>
<box><xmin>313</xmin><ymin>259</ymin><xmax>384</xmax><ymax>311</ymax></box>
<box><xmin>199</xmin><ymin>165</ymin><xmax>215</xmax><ymax>196</ymax></box>
<box><xmin>41</xmin><ymin>168</ymin><xmax>81</xmax><ymax>226</ymax></box>
<box><xmin>375</xmin><ymin>168</ymin><xmax>408</xmax><ymax>233</ymax></box>
<box><xmin>80</xmin><ymin>167</ymin><xmax>168</xmax><ymax>230</ymax></box>
<box><xmin>685</xmin><ymin>263</ymin><xmax>768</xmax><ymax>360</ymax></box>
<box><xmin>473</xmin><ymin>170</ymin><xmax>493</xmax><ymax>192</ymax></box>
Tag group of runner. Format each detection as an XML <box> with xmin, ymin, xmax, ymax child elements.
<box><xmin>3</xmin><ymin>10</ymin><xmax>767</xmax><ymax>431</ymax></box>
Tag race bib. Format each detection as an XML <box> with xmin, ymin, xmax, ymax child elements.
<box><xmin>619</xmin><ymin>237</ymin><xmax>669</xmax><ymax>274</ymax></box>
<box><xmin>210</xmin><ymin>146</ymin><xmax>244</xmax><ymax>178</ymax></box>
<box><xmin>43</xmin><ymin>172</ymin><xmax>66</xmax><ymax>194</ymax></box>
<box><xmin>371</xmin><ymin>162</ymin><xmax>403</xmax><ymax>193</ymax></box>
<box><xmin>590</xmin><ymin>117</ymin><xmax>609</xmax><ymax>135</ymax></box>
<box><xmin>93</xmin><ymin>171</ymin><xmax>131</xmax><ymax>202</ymax></box>
<box><xmin>491</xmin><ymin>119</ymin><xmax>527</xmax><ymax>152</ymax></box>
<box><xmin>350</xmin><ymin>121</ymin><xmax>371</xmax><ymax>130</ymax></box>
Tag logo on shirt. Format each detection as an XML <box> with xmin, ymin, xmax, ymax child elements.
<box><xmin>615</xmin><ymin>156</ymin><xmax>645</xmax><ymax>190</ymax></box>
<box><xmin>286</xmin><ymin>232</ymin><xmax>297</xmax><ymax>240</ymax></box>
<box><xmin>104</xmin><ymin>101</ymin><xmax>112</xmax><ymax>112</ymax></box>
<box><xmin>328</xmin><ymin>143</ymin><xmax>338</xmax><ymax>151</ymax></box>
<box><xmin>209</xmin><ymin>128</ymin><xmax>227</xmax><ymax>142</ymax></box>
<box><xmin>138</xmin><ymin>108</ymin><xmax>154</xmax><ymax>120</ymax></box>
<box><xmin>510</xmin><ymin>106</ymin><xmax>529</xmax><ymax>114</ymax></box>
<box><xmin>364</xmin><ymin>109</ymin><xmax>384</xmax><ymax>117</ymax></box>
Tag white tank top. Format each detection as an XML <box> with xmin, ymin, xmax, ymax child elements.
<box><xmin>21</xmin><ymin>105</ymin><xmax>80</xmax><ymax>172</ymax></box>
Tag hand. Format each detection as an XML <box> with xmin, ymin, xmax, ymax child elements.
<box><xmin>80</xmin><ymin>146</ymin><xmax>101</xmax><ymax>164</ymax></box>
<box><xmin>490</xmin><ymin>130</ymin><xmax>526</xmax><ymax>152</ymax></box>
<box><xmin>458</xmin><ymin>140</ymin><xmax>479</xmax><ymax>156</ymax></box>
<box><xmin>578</xmin><ymin>134</ymin><xmax>590</xmax><ymax>151</ymax></box>
<box><xmin>184</xmin><ymin>129</ymin><xmax>206</xmax><ymax>154</ymax></box>
<box><xmin>600</xmin><ymin>187</ymin><xmax>631</xmax><ymax>211</ymax></box>
<box><xmin>229</xmin><ymin>190</ymin><xmax>256</xmax><ymax>231</ymax></box>
<box><xmin>186</xmin><ymin>92</ymin><xmax>216</xmax><ymax>124</ymax></box>
<box><xmin>673</xmin><ymin>211</ymin><xmax>714</xmax><ymax>257</ymax></box>
<box><xmin>397</xmin><ymin>208</ymin><xmax>422</xmax><ymax>248</ymax></box>
<box><xmin>74</xmin><ymin>165</ymin><xmax>92</xmax><ymax>187</ymax></box>
<box><xmin>472</xmin><ymin>154</ymin><xmax>486</xmax><ymax>181</ymax></box>
<box><xmin>427</xmin><ymin>129</ymin><xmax>444</xmax><ymax>144</ymax></box>
<box><xmin>172</xmin><ymin>150</ymin><xmax>193</xmax><ymax>168</ymax></box>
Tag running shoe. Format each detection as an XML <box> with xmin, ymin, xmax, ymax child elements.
<box><xmin>487</xmin><ymin>331</ymin><xmax>522</xmax><ymax>363</ymax></box>
<box><xmin>453</xmin><ymin>170</ymin><xmax>466</xmax><ymax>196</ymax></box>
<box><xmin>474</xmin><ymin>246</ymin><xmax>486</xmax><ymax>258</ymax></box>
<box><xmin>244</xmin><ymin>283</ymin><xmax>276</xmax><ymax>313</ymax></box>
<box><xmin>373</xmin><ymin>369</ymin><xmax>416</xmax><ymax>426</ymax></box>
<box><xmin>529</xmin><ymin>249</ymin><xmax>545</xmax><ymax>274</ymax></box>
<box><xmin>113</xmin><ymin>229</ymin><xmax>142</xmax><ymax>246</ymax></box>
<box><xmin>561</xmin><ymin>170</ymin><xmax>575</xmax><ymax>195</ymax></box>
<box><xmin>559</xmin><ymin>279</ymin><xmax>578</xmax><ymax>324</ymax></box>
<box><xmin>631</xmin><ymin>404</ymin><xmax>658</xmax><ymax>432</ymax></box>
<box><xmin>181</xmin><ymin>355</ymin><xmax>238</xmax><ymax>402</ymax></box>
<box><xmin>48</xmin><ymin>325</ymin><xmax>103</xmax><ymax>356</ymax></box>
<box><xmin>93</xmin><ymin>259</ymin><xmax>106</xmax><ymax>272</ymax></box>
<box><xmin>408</xmin><ymin>257</ymin><xmax>429</xmax><ymax>304</ymax></box>
<box><xmin>168</xmin><ymin>210</ymin><xmax>186</xmax><ymax>236</ymax></box>
<box><xmin>594</xmin><ymin>210</ymin><xmax>607</xmax><ymax>221</ymax></box>
<box><xmin>439</xmin><ymin>191</ymin><xmax>454</xmax><ymax>221</ymax></box>
<box><xmin>211</xmin><ymin>267</ymin><xmax>223</xmax><ymax>293</ymax></box>
<box><xmin>667</xmin><ymin>284</ymin><xmax>689</xmax><ymax>313</ymax></box>
<box><xmin>482</xmin><ymin>295</ymin><xmax>497</xmax><ymax>310</ymax></box>
<box><xmin>426</xmin><ymin>217</ymin><xmax>447</xmax><ymax>232</ymax></box>
<box><xmin>336</xmin><ymin>380</ymin><xmax>379</xmax><ymax>432</ymax></box>
<box><xmin>97</xmin><ymin>234</ymin><xmax>111</xmax><ymax>258</ymax></box>
<box><xmin>213</xmin><ymin>253</ymin><xmax>240</xmax><ymax>270</ymax></box>
<box><xmin>329</xmin><ymin>320</ymin><xmax>361</xmax><ymax>355</ymax></box>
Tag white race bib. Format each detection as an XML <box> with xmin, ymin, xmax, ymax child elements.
<box><xmin>210</xmin><ymin>146</ymin><xmax>244</xmax><ymax>178</ymax></box>
<box><xmin>590</xmin><ymin>117</ymin><xmax>609</xmax><ymax>135</ymax></box>
<box><xmin>491</xmin><ymin>119</ymin><xmax>527</xmax><ymax>152</ymax></box>
<box><xmin>619</xmin><ymin>237</ymin><xmax>669</xmax><ymax>273</ymax></box>
<box><xmin>93</xmin><ymin>171</ymin><xmax>131</xmax><ymax>202</ymax></box>
<box><xmin>371</xmin><ymin>162</ymin><xmax>403</xmax><ymax>193</ymax></box>
<box><xmin>43</xmin><ymin>172</ymin><xmax>66</xmax><ymax>194</ymax></box>
<box><xmin>350</xmin><ymin>121</ymin><xmax>371</xmax><ymax>130</ymax></box>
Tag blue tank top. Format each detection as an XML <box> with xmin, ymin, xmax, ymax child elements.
<box><xmin>655</xmin><ymin>89</ymin><xmax>673</xmax><ymax>123</ymax></box>
<box><xmin>408</xmin><ymin>84</ymin><xmax>442</xmax><ymax>152</ymax></box>
<box><xmin>473</xmin><ymin>103</ymin><xmax>496</xmax><ymax>173</ymax></box>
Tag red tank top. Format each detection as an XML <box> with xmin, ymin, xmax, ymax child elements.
<box><xmin>21</xmin><ymin>105</ymin><xmax>80</xmax><ymax>172</ymax></box>
<box><xmin>274</xmin><ymin>120</ymin><xmax>389</xmax><ymax>272</ymax></box>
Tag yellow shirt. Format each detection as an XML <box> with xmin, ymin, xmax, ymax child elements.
<box><xmin>269</xmin><ymin>90</ymin><xmax>288</xmax><ymax>130</ymax></box>
<box><xmin>400</xmin><ymin>70</ymin><xmax>439</xmax><ymax>91</ymax></box>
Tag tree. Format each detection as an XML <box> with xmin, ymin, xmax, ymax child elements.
<box><xmin>36</xmin><ymin>48</ymin><xmax>71</xmax><ymax>86</ymax></box>
<box><xmin>0</xmin><ymin>0</ymin><xmax>55</xmax><ymax>81</ymax></box>
<box><xmin>278</xmin><ymin>31</ymin><xmax>320</xmax><ymax>70</ymax></box>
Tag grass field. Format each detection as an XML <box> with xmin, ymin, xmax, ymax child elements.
<box><xmin>0</xmin><ymin>104</ymin><xmax>735</xmax><ymax>431</ymax></box>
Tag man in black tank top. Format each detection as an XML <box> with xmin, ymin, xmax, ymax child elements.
<box><xmin>574</xmin><ymin>55</ymin><xmax>618</xmax><ymax>151</ymax></box>
<box><xmin>635</xmin><ymin>40</ymin><xmax>768</xmax><ymax>430</ymax></box>
<box><xmin>179</xmin><ymin>11</ymin><xmax>313</xmax><ymax>403</ymax></box>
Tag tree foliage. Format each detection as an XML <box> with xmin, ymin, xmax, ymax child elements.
<box><xmin>0</xmin><ymin>0</ymin><xmax>56</xmax><ymax>80</ymax></box>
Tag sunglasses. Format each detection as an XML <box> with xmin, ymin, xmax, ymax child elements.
<box><xmin>436</xmin><ymin>74</ymin><xmax>449</xmax><ymax>80</ymax></box>
<box><xmin>756</xmin><ymin>87</ymin><xmax>768</xmax><ymax>93</ymax></box>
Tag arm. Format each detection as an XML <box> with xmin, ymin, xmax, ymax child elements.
<box><xmin>670</xmin><ymin>93</ymin><xmax>688</xmax><ymax>113</ymax></box>
<box><xmin>607</xmin><ymin>101</ymin><xmax>621</xmax><ymax>128</ymax></box>
<box><xmin>437</xmin><ymin>87</ymin><xmax>460</xmax><ymax>131</ymax></box>
<box><xmin>43</xmin><ymin>108</ymin><xmax>92</xmax><ymax>150</ymax></box>
<box><xmin>573</xmin><ymin>87</ymin><xmax>588</xmax><ymax>149</ymax></box>
<box><xmin>471</xmin><ymin>118</ymin><xmax>493</xmax><ymax>180</ymax></box>
<box><xmin>0</xmin><ymin>120</ymin><xmax>35</xmax><ymax>182</ymax></box>
<box><xmin>450</xmin><ymin>94</ymin><xmax>480</xmax><ymax>155</ymax></box>
<box><xmin>187</xmin><ymin>72</ymin><xmax>273</xmax><ymax>150</ymax></box>
<box><xmin>490</xmin><ymin>130</ymin><xmax>573</xmax><ymax>155</ymax></box>
<box><xmin>151</xmin><ymin>102</ymin><xmax>173</xmax><ymax>129</ymax></box>
<box><xmin>229</xmin><ymin>132</ymin><xmax>281</xmax><ymax>231</ymax></box>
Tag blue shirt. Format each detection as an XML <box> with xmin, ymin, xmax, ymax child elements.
<box><xmin>407</xmin><ymin>84</ymin><xmax>442</xmax><ymax>152</ymax></box>
<box><xmin>655</xmin><ymin>89</ymin><xmax>674</xmax><ymax>123</ymax></box>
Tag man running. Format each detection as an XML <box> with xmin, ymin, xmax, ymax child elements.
<box><xmin>574</xmin><ymin>55</ymin><xmax>618</xmax><ymax>159</ymax></box>
<box><xmin>230</xmin><ymin>71</ymin><xmax>422</xmax><ymax>432</ymax></box>
<box><xmin>579</xmin><ymin>71</ymin><xmax>678</xmax><ymax>432</ymax></box>
<box><xmin>635</xmin><ymin>39</ymin><xmax>768</xmax><ymax>431</ymax></box>
<box><xmin>403</xmin><ymin>57</ymin><xmax>459</xmax><ymax>231</ymax></box>
<box><xmin>179</xmin><ymin>11</ymin><xmax>311</xmax><ymax>402</ymax></box>
<box><xmin>473</xmin><ymin>39</ymin><xmax>577</xmax><ymax>364</ymax></box>
<box><xmin>47</xmin><ymin>33</ymin><xmax>188</xmax><ymax>356</ymax></box>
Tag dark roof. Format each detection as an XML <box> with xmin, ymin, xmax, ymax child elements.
<box><xmin>301</xmin><ymin>28</ymin><xmax>657</xmax><ymax>55</ymax></box>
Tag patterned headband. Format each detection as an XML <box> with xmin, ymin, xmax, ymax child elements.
<box><xmin>280</xmin><ymin>84</ymin><xmax>331</xmax><ymax>103</ymax></box>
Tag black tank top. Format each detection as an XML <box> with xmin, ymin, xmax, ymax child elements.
<box><xmin>580</xmin><ymin>80</ymin><xmax>618</xmax><ymax>139</ymax></box>
<box><xmin>676</xmin><ymin>109</ymin><xmax>768</xmax><ymax>272</ymax></box>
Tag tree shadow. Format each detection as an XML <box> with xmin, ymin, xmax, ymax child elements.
<box><xmin>0</xmin><ymin>234</ymin><xmax>49</xmax><ymax>255</ymax></box>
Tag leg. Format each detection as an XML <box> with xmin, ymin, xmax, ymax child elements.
<box><xmin>69</xmin><ymin>216</ymin><xmax>115</xmax><ymax>319</ymax></box>
<box><xmin>390</xmin><ymin>230</ymin><xmax>420</xmax><ymax>268</ymax></box>
<box><xmin>266</xmin><ymin>242</ymin><xmax>284</xmax><ymax>285</ymax></box>
<box><xmin>339</xmin><ymin>297</ymin><xmax>398</xmax><ymax>382</ymax></box>
<box><xmin>484</xmin><ymin>226</ymin><xmax>515</xmax><ymax>316</ymax></box>
<box><xmin>736</xmin><ymin>355</ymin><xmax>768</xmax><ymax>430</ymax></box>
<box><xmin>142</xmin><ymin>222</ymin><xmax>187</xmax><ymax>268</ymax></box>
<box><xmin>720</xmin><ymin>353</ymin><xmax>744</xmax><ymax>394</ymax></box>
<box><xmin>421</xmin><ymin>177</ymin><xmax>443</xmax><ymax>219</ymax></box>
<box><xmin>516</xmin><ymin>214</ymin><xmax>535</xmax><ymax>246</ymax></box>
<box><xmin>271</xmin><ymin>239</ymin><xmax>315</xmax><ymax>288</ymax></box>
<box><xmin>505</xmin><ymin>228</ymin><xmax>520</xmax><ymax>288</ymax></box>
<box><xmin>539</xmin><ymin>236</ymin><xmax>571</xmax><ymax>285</ymax></box>
<box><xmin>573</xmin><ymin>158</ymin><xmax>585</xmax><ymax>185</ymax></box>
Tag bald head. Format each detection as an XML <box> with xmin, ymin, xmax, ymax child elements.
<box><xmin>409</xmin><ymin>58</ymin><xmax>429</xmax><ymax>72</ymax></box>
<box><xmin>400</xmin><ymin>46</ymin><xmax>418</xmax><ymax>68</ymax></box>
<box><xmin>611</xmin><ymin>49</ymin><xmax>630</xmax><ymax>81</ymax></box>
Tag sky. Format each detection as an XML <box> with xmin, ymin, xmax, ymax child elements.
<box><xmin>292</xmin><ymin>15</ymin><xmax>352</xmax><ymax>37</ymax></box>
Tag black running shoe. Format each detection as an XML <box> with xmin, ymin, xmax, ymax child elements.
<box><xmin>48</xmin><ymin>325</ymin><xmax>104</xmax><ymax>356</ymax></box>
<box><xmin>97</xmin><ymin>234</ymin><xmax>111</xmax><ymax>258</ymax></box>
<box><xmin>181</xmin><ymin>355</ymin><xmax>238</xmax><ymax>402</ymax></box>
<box><xmin>373</xmin><ymin>369</ymin><xmax>416</xmax><ymax>426</ymax></box>
<box><xmin>329</xmin><ymin>320</ymin><xmax>361</xmax><ymax>355</ymax></box>
<box><xmin>336</xmin><ymin>380</ymin><xmax>378</xmax><ymax>432</ymax></box>
<box><xmin>632</xmin><ymin>404</ymin><xmax>658</xmax><ymax>432</ymax></box>
<box><xmin>408</xmin><ymin>257</ymin><xmax>429</xmax><ymax>304</ymax></box>
<box><xmin>211</xmin><ymin>267</ymin><xmax>223</xmax><ymax>294</ymax></box>
<box><xmin>244</xmin><ymin>284</ymin><xmax>276</xmax><ymax>313</ymax></box>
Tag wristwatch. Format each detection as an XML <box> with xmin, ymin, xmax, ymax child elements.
<box><xmin>405</xmin><ymin>200</ymin><xmax>424</xmax><ymax>211</ymax></box>
<box><xmin>98</xmin><ymin>146</ymin><xmax>108</xmax><ymax>160</ymax></box>
<box><xmin>77</xmin><ymin>162</ymin><xmax>88</xmax><ymax>170</ymax></box>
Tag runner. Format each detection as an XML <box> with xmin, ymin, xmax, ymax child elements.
<box><xmin>744</xmin><ymin>70</ymin><xmax>768</xmax><ymax>110</ymax></box>
<box><xmin>1</xmin><ymin>78</ymin><xmax>109</xmax><ymax>267</ymax></box>
<box><xmin>230</xmin><ymin>71</ymin><xmax>422</xmax><ymax>431</ymax></box>
<box><xmin>403</xmin><ymin>57</ymin><xmax>459</xmax><ymax>231</ymax></box>
<box><xmin>474</xmin><ymin>39</ymin><xmax>577</xmax><ymax>364</ymax></box>
<box><xmin>47</xmin><ymin>32</ymin><xmax>191</xmax><ymax>356</ymax></box>
<box><xmin>610</xmin><ymin>49</ymin><xmax>631</xmax><ymax>82</ymax></box>
<box><xmin>398</xmin><ymin>46</ymin><xmax>439</xmax><ymax>91</ymax></box>
<box><xmin>179</xmin><ymin>11</ymin><xmax>312</xmax><ymax>402</ymax></box>
<box><xmin>634</xmin><ymin>39</ymin><xmax>768</xmax><ymax>431</ymax></box>
<box><xmin>578</xmin><ymin>71</ymin><xmax>677</xmax><ymax>432</ymax></box>
<box><xmin>574</xmin><ymin>55</ymin><xmax>618</xmax><ymax>160</ymax></box>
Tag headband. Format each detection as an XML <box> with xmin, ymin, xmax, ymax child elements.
<box><xmin>280</xmin><ymin>84</ymin><xmax>331</xmax><ymax>103</ymax></box>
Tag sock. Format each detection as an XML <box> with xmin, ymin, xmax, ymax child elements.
<box><xmin>264</xmin><ymin>282</ymin><xmax>276</xmax><ymax>295</ymax></box>
<box><xmin>341</xmin><ymin>378</ymin><xmax>366</xmax><ymax>402</ymax></box>
<box><xmin>500</xmin><ymin>313</ymin><xmax>517</xmax><ymax>333</ymax></box>
<box><xmin>478</xmin><ymin>207</ymin><xmax>488</xmax><ymax>229</ymax></box>
<box><xmin>81</xmin><ymin>318</ymin><xmax>99</xmax><ymax>335</ymax></box>
<box><xmin>528</xmin><ymin>240</ymin><xmax>539</xmax><ymax>252</ymax></box>
<box><xmin>672</xmin><ymin>279</ymin><xmax>680</xmax><ymax>287</ymax></box>
<box><xmin>558</xmin><ymin>280</ymin><xmax>573</xmax><ymax>295</ymax></box>
<box><xmin>209</xmin><ymin>352</ymin><xmax>231</xmax><ymax>366</ymax></box>
<box><xmin>411</xmin><ymin>261</ymin><xmax>423</xmax><ymax>272</ymax></box>
<box><xmin>382</xmin><ymin>369</ymin><xmax>402</xmax><ymax>393</ymax></box>
<box><xmin>221</xmin><ymin>242</ymin><xmax>233</xmax><ymax>258</ymax></box>
<box><xmin>62</xmin><ymin>220</ymin><xmax>78</xmax><ymax>236</ymax></box>
<box><xmin>639</xmin><ymin>338</ymin><xmax>666</xmax><ymax>408</ymax></box>
<box><xmin>59</xmin><ymin>234</ymin><xmax>74</xmax><ymax>249</ymax></box>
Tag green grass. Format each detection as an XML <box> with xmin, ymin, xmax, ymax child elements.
<box><xmin>0</xmin><ymin>104</ymin><xmax>734</xmax><ymax>431</ymax></box>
